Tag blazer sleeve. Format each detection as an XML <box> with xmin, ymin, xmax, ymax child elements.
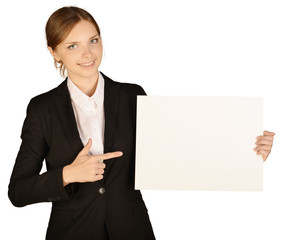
<box><xmin>8</xmin><ymin>98</ymin><xmax>70</xmax><ymax>207</ymax></box>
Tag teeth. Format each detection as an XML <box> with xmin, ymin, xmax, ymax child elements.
<box><xmin>80</xmin><ymin>61</ymin><xmax>94</xmax><ymax>67</ymax></box>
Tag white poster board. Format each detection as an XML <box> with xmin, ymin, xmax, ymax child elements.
<box><xmin>135</xmin><ymin>96</ymin><xmax>263</xmax><ymax>191</ymax></box>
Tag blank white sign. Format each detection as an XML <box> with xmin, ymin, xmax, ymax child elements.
<box><xmin>135</xmin><ymin>96</ymin><xmax>263</xmax><ymax>191</ymax></box>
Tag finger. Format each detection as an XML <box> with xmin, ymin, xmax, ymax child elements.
<box><xmin>263</xmin><ymin>130</ymin><xmax>275</xmax><ymax>136</ymax></box>
<box><xmin>95</xmin><ymin>168</ymin><xmax>105</xmax><ymax>175</ymax></box>
<box><xmin>256</xmin><ymin>135</ymin><xmax>274</xmax><ymax>141</ymax></box>
<box><xmin>91</xmin><ymin>174</ymin><xmax>103</xmax><ymax>182</ymax></box>
<box><xmin>257</xmin><ymin>149</ymin><xmax>269</xmax><ymax>161</ymax></box>
<box><xmin>255</xmin><ymin>139</ymin><xmax>273</xmax><ymax>146</ymax></box>
<box><xmin>93</xmin><ymin>151</ymin><xmax>123</xmax><ymax>162</ymax></box>
<box><xmin>254</xmin><ymin>145</ymin><xmax>271</xmax><ymax>152</ymax></box>
<box><xmin>78</xmin><ymin>138</ymin><xmax>92</xmax><ymax>156</ymax></box>
<box><xmin>96</xmin><ymin>163</ymin><xmax>106</xmax><ymax>169</ymax></box>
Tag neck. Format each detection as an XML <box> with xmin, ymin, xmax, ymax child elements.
<box><xmin>68</xmin><ymin>72</ymin><xmax>99</xmax><ymax>97</ymax></box>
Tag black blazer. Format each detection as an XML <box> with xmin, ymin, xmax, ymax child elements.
<box><xmin>8</xmin><ymin>72</ymin><xmax>156</xmax><ymax>240</ymax></box>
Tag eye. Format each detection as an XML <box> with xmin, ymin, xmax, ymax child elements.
<box><xmin>90</xmin><ymin>38</ymin><xmax>99</xmax><ymax>44</ymax></box>
<box><xmin>68</xmin><ymin>44</ymin><xmax>77</xmax><ymax>50</ymax></box>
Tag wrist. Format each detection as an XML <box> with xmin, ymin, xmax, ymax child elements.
<box><xmin>62</xmin><ymin>165</ymin><xmax>73</xmax><ymax>186</ymax></box>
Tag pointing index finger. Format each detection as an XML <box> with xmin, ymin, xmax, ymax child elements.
<box><xmin>93</xmin><ymin>151</ymin><xmax>123</xmax><ymax>162</ymax></box>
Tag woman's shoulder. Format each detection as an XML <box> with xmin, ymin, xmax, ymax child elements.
<box><xmin>101</xmin><ymin>72</ymin><xmax>146</xmax><ymax>95</ymax></box>
<box><xmin>27</xmin><ymin>79</ymin><xmax>68</xmax><ymax>110</ymax></box>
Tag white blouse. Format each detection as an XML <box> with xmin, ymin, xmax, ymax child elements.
<box><xmin>67</xmin><ymin>72</ymin><xmax>105</xmax><ymax>156</ymax></box>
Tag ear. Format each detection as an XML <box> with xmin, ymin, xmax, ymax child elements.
<box><xmin>47</xmin><ymin>46</ymin><xmax>60</xmax><ymax>61</ymax></box>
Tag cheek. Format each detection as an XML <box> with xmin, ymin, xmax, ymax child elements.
<box><xmin>62</xmin><ymin>53</ymin><xmax>80</xmax><ymax>66</ymax></box>
<box><xmin>93</xmin><ymin>44</ymin><xmax>103</xmax><ymax>56</ymax></box>
<box><xmin>96</xmin><ymin>48</ymin><xmax>103</xmax><ymax>61</ymax></box>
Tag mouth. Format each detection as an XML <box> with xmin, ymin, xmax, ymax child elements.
<box><xmin>78</xmin><ymin>61</ymin><xmax>95</xmax><ymax>67</ymax></box>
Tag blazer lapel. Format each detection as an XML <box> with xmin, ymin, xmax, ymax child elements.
<box><xmin>52</xmin><ymin>79</ymin><xmax>84</xmax><ymax>155</ymax></box>
<box><xmin>101</xmin><ymin>72</ymin><xmax>120</xmax><ymax>183</ymax></box>
<box><xmin>102</xmin><ymin>72</ymin><xmax>120</xmax><ymax>154</ymax></box>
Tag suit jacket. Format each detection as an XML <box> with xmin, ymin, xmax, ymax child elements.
<box><xmin>8</xmin><ymin>72</ymin><xmax>156</xmax><ymax>240</ymax></box>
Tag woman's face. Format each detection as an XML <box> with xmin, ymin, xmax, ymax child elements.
<box><xmin>49</xmin><ymin>20</ymin><xmax>103</xmax><ymax>81</ymax></box>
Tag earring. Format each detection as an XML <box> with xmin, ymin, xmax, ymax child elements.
<box><xmin>55</xmin><ymin>60</ymin><xmax>63</xmax><ymax>68</ymax></box>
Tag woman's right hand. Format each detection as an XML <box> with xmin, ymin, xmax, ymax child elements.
<box><xmin>62</xmin><ymin>138</ymin><xmax>123</xmax><ymax>186</ymax></box>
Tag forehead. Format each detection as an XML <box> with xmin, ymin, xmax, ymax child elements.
<box><xmin>64</xmin><ymin>20</ymin><xmax>98</xmax><ymax>42</ymax></box>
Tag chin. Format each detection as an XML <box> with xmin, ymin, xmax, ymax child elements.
<box><xmin>70</xmin><ymin>69</ymin><xmax>99</xmax><ymax>79</ymax></box>
<box><xmin>81</xmin><ymin>71</ymin><xmax>99</xmax><ymax>79</ymax></box>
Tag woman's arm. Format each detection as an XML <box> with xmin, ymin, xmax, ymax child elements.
<box><xmin>8</xmin><ymin>98</ymin><xmax>123</xmax><ymax>207</ymax></box>
<box><xmin>8</xmin><ymin>99</ymin><xmax>70</xmax><ymax>207</ymax></box>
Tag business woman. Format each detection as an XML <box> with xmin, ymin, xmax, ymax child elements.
<box><xmin>8</xmin><ymin>6</ymin><xmax>274</xmax><ymax>240</ymax></box>
<box><xmin>8</xmin><ymin>6</ymin><xmax>155</xmax><ymax>240</ymax></box>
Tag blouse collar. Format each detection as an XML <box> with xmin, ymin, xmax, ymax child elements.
<box><xmin>67</xmin><ymin>72</ymin><xmax>104</xmax><ymax>109</ymax></box>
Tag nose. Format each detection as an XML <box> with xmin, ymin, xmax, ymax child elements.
<box><xmin>82</xmin><ymin>45</ymin><xmax>92</xmax><ymax>58</ymax></box>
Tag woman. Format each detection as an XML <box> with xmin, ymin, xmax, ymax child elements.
<box><xmin>8</xmin><ymin>6</ymin><xmax>274</xmax><ymax>240</ymax></box>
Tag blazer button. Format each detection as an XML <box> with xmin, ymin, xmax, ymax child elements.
<box><xmin>98</xmin><ymin>187</ymin><xmax>105</xmax><ymax>195</ymax></box>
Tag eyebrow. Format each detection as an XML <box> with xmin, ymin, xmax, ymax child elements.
<box><xmin>65</xmin><ymin>34</ymin><xmax>99</xmax><ymax>45</ymax></box>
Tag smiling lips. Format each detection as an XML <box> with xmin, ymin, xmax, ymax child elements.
<box><xmin>78</xmin><ymin>61</ymin><xmax>95</xmax><ymax>67</ymax></box>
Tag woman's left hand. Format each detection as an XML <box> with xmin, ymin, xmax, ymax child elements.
<box><xmin>254</xmin><ymin>130</ymin><xmax>275</xmax><ymax>161</ymax></box>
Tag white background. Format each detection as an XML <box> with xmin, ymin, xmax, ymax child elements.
<box><xmin>1</xmin><ymin>0</ymin><xmax>281</xmax><ymax>239</ymax></box>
